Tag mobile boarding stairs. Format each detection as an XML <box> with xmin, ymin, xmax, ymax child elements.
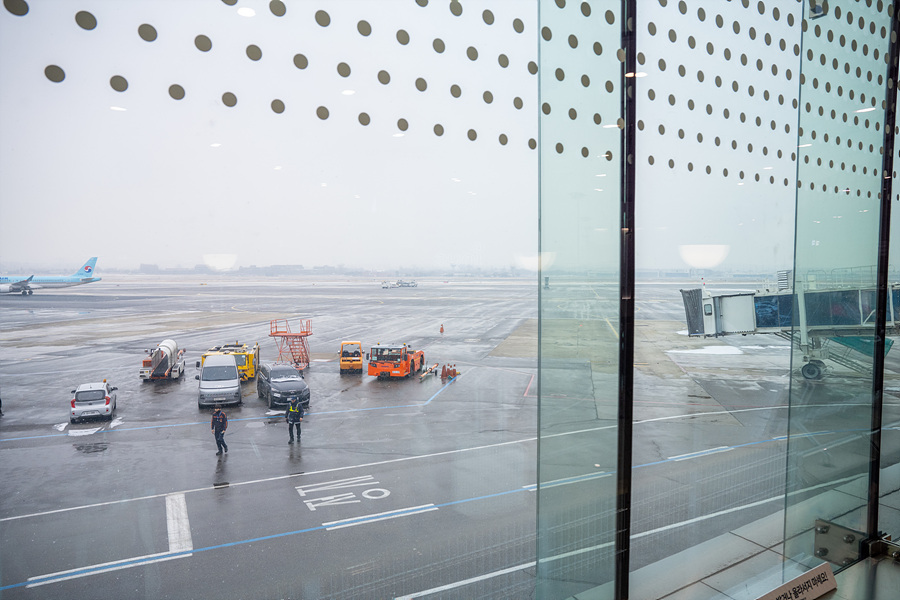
<box><xmin>681</xmin><ymin>280</ymin><xmax>900</xmax><ymax>380</ymax></box>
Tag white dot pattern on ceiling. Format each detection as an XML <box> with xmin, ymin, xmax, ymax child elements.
<box><xmin>538</xmin><ymin>0</ymin><xmax>621</xmax><ymax>163</ymax></box>
<box><xmin>8</xmin><ymin>0</ymin><xmax>897</xmax><ymax>189</ymax></box>
<box><xmin>13</xmin><ymin>0</ymin><xmax>538</xmax><ymax>149</ymax></box>
<box><xmin>636</xmin><ymin>0</ymin><xmax>894</xmax><ymax>192</ymax></box>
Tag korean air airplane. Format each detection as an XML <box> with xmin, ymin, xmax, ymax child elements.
<box><xmin>0</xmin><ymin>257</ymin><xmax>101</xmax><ymax>295</ymax></box>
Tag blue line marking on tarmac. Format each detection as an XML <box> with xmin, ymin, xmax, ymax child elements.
<box><xmin>433</xmin><ymin>487</ymin><xmax>528</xmax><ymax>508</ymax></box>
<box><xmin>0</xmin><ymin>377</ymin><xmax>460</xmax><ymax>443</ymax></box>
<box><xmin>0</xmin><ymin>524</ymin><xmax>329</xmax><ymax>591</ymax></box>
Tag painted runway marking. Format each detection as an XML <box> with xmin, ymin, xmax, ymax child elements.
<box><xmin>393</xmin><ymin>562</ymin><xmax>531</xmax><ymax>599</ymax></box>
<box><xmin>322</xmin><ymin>504</ymin><xmax>437</xmax><ymax>530</ymax></box>
<box><xmin>25</xmin><ymin>494</ymin><xmax>193</xmax><ymax>589</ymax></box>
<box><xmin>25</xmin><ymin>552</ymin><xmax>189</xmax><ymax>588</ymax></box>
<box><xmin>67</xmin><ymin>427</ymin><xmax>101</xmax><ymax>437</ymax></box>
<box><xmin>304</xmin><ymin>493</ymin><xmax>360</xmax><ymax>510</ymax></box>
<box><xmin>295</xmin><ymin>475</ymin><xmax>377</xmax><ymax>497</ymax></box>
<box><xmin>165</xmin><ymin>493</ymin><xmax>193</xmax><ymax>553</ymax></box>
<box><xmin>523</xmin><ymin>374</ymin><xmax>535</xmax><ymax>397</ymax></box>
<box><xmin>668</xmin><ymin>446</ymin><xmax>734</xmax><ymax>461</ymax></box>
<box><xmin>524</xmin><ymin>471</ymin><xmax>613</xmax><ymax>491</ymax></box>
<box><xmin>297</xmin><ymin>475</ymin><xmax>391</xmax><ymax>510</ymax></box>
<box><xmin>605</xmin><ymin>317</ymin><xmax>619</xmax><ymax>338</ymax></box>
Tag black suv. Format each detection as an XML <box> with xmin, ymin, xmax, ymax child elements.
<box><xmin>257</xmin><ymin>363</ymin><xmax>310</xmax><ymax>409</ymax></box>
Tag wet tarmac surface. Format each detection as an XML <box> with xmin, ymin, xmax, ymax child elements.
<box><xmin>1</xmin><ymin>277</ymin><xmax>539</xmax><ymax>599</ymax></box>
<box><xmin>1</xmin><ymin>277</ymin><xmax>899</xmax><ymax>599</ymax></box>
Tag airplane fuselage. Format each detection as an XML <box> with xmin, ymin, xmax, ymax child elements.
<box><xmin>0</xmin><ymin>275</ymin><xmax>101</xmax><ymax>288</ymax></box>
<box><xmin>0</xmin><ymin>257</ymin><xmax>101</xmax><ymax>294</ymax></box>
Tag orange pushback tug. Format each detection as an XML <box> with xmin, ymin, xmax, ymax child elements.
<box><xmin>367</xmin><ymin>343</ymin><xmax>425</xmax><ymax>379</ymax></box>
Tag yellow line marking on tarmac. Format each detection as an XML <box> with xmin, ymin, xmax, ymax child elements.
<box><xmin>605</xmin><ymin>318</ymin><xmax>618</xmax><ymax>338</ymax></box>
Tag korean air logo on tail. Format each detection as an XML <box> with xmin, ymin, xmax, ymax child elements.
<box><xmin>75</xmin><ymin>258</ymin><xmax>98</xmax><ymax>278</ymax></box>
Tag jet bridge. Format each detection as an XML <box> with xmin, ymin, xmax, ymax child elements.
<box><xmin>681</xmin><ymin>284</ymin><xmax>899</xmax><ymax>379</ymax></box>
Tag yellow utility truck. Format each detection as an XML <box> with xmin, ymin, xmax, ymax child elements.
<box><xmin>197</xmin><ymin>341</ymin><xmax>260</xmax><ymax>381</ymax></box>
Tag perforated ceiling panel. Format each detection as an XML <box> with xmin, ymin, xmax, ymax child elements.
<box><xmin>635</xmin><ymin>0</ymin><xmax>805</xmax><ymax>272</ymax></box>
<box><xmin>793</xmin><ymin>0</ymin><xmax>895</xmax><ymax>279</ymax></box>
<box><xmin>538</xmin><ymin>0</ymin><xmax>621</xmax><ymax>275</ymax></box>
<box><xmin>0</xmin><ymin>0</ymin><xmax>539</xmax><ymax>271</ymax></box>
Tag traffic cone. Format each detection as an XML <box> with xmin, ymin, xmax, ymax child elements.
<box><xmin>450</xmin><ymin>365</ymin><xmax>456</xmax><ymax>377</ymax></box>
<box><xmin>441</xmin><ymin>364</ymin><xmax>447</xmax><ymax>378</ymax></box>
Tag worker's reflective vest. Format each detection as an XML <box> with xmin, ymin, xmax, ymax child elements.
<box><xmin>286</xmin><ymin>402</ymin><xmax>303</xmax><ymax>423</ymax></box>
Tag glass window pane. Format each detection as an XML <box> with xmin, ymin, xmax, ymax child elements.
<box><xmin>783</xmin><ymin>0</ymin><xmax>894</xmax><ymax>577</ymax></box>
<box><xmin>536</xmin><ymin>2</ymin><xmax>622</xmax><ymax>597</ymax></box>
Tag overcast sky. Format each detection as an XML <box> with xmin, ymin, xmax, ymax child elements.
<box><xmin>1</xmin><ymin>1</ymin><xmax>894</xmax><ymax>276</ymax></box>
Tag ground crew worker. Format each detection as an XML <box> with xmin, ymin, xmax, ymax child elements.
<box><xmin>285</xmin><ymin>397</ymin><xmax>304</xmax><ymax>444</ymax></box>
<box><xmin>440</xmin><ymin>324</ymin><xmax>444</xmax><ymax>335</ymax></box>
<box><xmin>211</xmin><ymin>405</ymin><xmax>228</xmax><ymax>455</ymax></box>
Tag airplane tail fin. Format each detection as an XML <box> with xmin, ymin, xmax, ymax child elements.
<box><xmin>75</xmin><ymin>257</ymin><xmax>98</xmax><ymax>278</ymax></box>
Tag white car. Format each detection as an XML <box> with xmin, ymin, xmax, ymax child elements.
<box><xmin>71</xmin><ymin>381</ymin><xmax>117</xmax><ymax>422</ymax></box>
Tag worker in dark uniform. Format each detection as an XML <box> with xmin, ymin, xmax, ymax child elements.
<box><xmin>285</xmin><ymin>396</ymin><xmax>304</xmax><ymax>444</ymax></box>
<box><xmin>211</xmin><ymin>405</ymin><xmax>228</xmax><ymax>455</ymax></box>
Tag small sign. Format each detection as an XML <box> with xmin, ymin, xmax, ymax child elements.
<box><xmin>756</xmin><ymin>563</ymin><xmax>836</xmax><ymax>600</ymax></box>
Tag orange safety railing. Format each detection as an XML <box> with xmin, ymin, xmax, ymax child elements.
<box><xmin>269</xmin><ymin>319</ymin><xmax>313</xmax><ymax>370</ymax></box>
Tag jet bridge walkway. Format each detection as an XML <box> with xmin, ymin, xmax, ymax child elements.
<box><xmin>681</xmin><ymin>284</ymin><xmax>899</xmax><ymax>379</ymax></box>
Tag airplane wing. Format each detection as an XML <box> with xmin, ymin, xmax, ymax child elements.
<box><xmin>8</xmin><ymin>275</ymin><xmax>34</xmax><ymax>292</ymax></box>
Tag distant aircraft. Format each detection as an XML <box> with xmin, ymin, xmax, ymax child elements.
<box><xmin>0</xmin><ymin>257</ymin><xmax>102</xmax><ymax>295</ymax></box>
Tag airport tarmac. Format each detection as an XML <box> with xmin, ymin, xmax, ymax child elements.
<box><xmin>1</xmin><ymin>276</ymin><xmax>898</xmax><ymax>599</ymax></box>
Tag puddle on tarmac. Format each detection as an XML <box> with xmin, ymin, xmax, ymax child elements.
<box><xmin>74</xmin><ymin>442</ymin><xmax>109</xmax><ymax>454</ymax></box>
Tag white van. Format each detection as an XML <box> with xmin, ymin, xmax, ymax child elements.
<box><xmin>195</xmin><ymin>354</ymin><xmax>242</xmax><ymax>408</ymax></box>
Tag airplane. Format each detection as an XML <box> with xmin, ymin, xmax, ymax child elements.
<box><xmin>0</xmin><ymin>257</ymin><xmax>101</xmax><ymax>295</ymax></box>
